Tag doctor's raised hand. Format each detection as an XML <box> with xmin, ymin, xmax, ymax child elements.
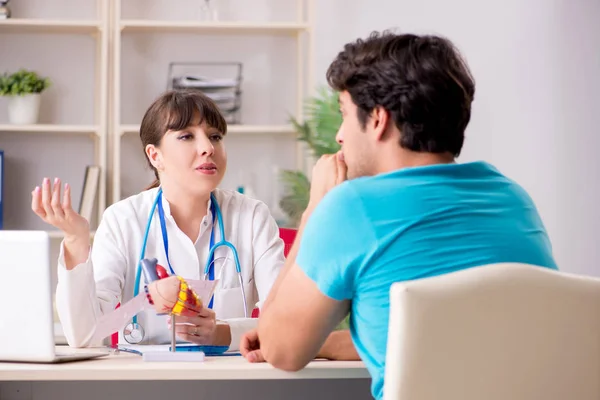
<box><xmin>35</xmin><ymin>89</ymin><xmax>286</xmax><ymax>350</ymax></box>
<box><xmin>31</xmin><ymin>177</ymin><xmax>91</xmax><ymax>269</ymax></box>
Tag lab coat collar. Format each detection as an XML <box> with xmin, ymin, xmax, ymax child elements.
<box><xmin>157</xmin><ymin>186</ymin><xmax>214</xmax><ymax>223</ymax></box>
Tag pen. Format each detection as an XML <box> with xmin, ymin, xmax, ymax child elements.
<box><xmin>111</xmin><ymin>346</ymin><xmax>142</xmax><ymax>356</ymax></box>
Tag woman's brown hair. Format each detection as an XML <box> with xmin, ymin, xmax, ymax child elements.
<box><xmin>140</xmin><ymin>89</ymin><xmax>228</xmax><ymax>190</ymax></box>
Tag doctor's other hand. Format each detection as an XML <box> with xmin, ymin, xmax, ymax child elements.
<box><xmin>307</xmin><ymin>151</ymin><xmax>347</xmax><ymax>210</ymax></box>
<box><xmin>31</xmin><ymin>177</ymin><xmax>91</xmax><ymax>268</ymax></box>
<box><xmin>168</xmin><ymin>308</ymin><xmax>231</xmax><ymax>346</ymax></box>
<box><xmin>240</xmin><ymin>329</ymin><xmax>265</xmax><ymax>363</ymax></box>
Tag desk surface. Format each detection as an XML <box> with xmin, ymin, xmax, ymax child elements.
<box><xmin>0</xmin><ymin>347</ymin><xmax>369</xmax><ymax>381</ymax></box>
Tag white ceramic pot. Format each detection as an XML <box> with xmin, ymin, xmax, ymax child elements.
<box><xmin>7</xmin><ymin>93</ymin><xmax>41</xmax><ymax>125</ymax></box>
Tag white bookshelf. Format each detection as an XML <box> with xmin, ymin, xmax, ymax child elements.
<box><xmin>0</xmin><ymin>2</ymin><xmax>110</xmax><ymax>236</ymax></box>
<box><xmin>110</xmin><ymin>0</ymin><xmax>315</xmax><ymax>204</ymax></box>
<box><xmin>0</xmin><ymin>0</ymin><xmax>315</xmax><ymax>232</ymax></box>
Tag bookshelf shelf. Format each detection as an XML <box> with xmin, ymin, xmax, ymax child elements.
<box><xmin>0</xmin><ymin>19</ymin><xmax>101</xmax><ymax>34</ymax></box>
<box><xmin>0</xmin><ymin>124</ymin><xmax>100</xmax><ymax>136</ymax></box>
<box><xmin>119</xmin><ymin>124</ymin><xmax>296</xmax><ymax>136</ymax></box>
<box><xmin>119</xmin><ymin>20</ymin><xmax>308</xmax><ymax>35</ymax></box>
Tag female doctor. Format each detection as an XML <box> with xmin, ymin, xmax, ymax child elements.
<box><xmin>31</xmin><ymin>89</ymin><xmax>286</xmax><ymax>350</ymax></box>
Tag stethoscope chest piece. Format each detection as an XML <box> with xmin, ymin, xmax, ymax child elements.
<box><xmin>123</xmin><ymin>322</ymin><xmax>145</xmax><ymax>344</ymax></box>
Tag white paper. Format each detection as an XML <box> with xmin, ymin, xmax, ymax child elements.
<box><xmin>91</xmin><ymin>293</ymin><xmax>151</xmax><ymax>343</ymax></box>
<box><xmin>91</xmin><ymin>279</ymin><xmax>218</xmax><ymax>343</ymax></box>
<box><xmin>186</xmin><ymin>279</ymin><xmax>218</xmax><ymax>306</ymax></box>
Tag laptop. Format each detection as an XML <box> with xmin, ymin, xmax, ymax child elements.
<box><xmin>0</xmin><ymin>230</ymin><xmax>108</xmax><ymax>363</ymax></box>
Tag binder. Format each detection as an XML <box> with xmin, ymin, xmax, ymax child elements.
<box><xmin>0</xmin><ymin>150</ymin><xmax>3</xmax><ymax>229</ymax></box>
<box><xmin>79</xmin><ymin>165</ymin><xmax>100</xmax><ymax>222</ymax></box>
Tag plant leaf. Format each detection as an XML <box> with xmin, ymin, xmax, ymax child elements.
<box><xmin>281</xmin><ymin>86</ymin><xmax>342</xmax><ymax>226</ymax></box>
<box><xmin>279</xmin><ymin>169</ymin><xmax>310</xmax><ymax>227</ymax></box>
<box><xmin>289</xmin><ymin>86</ymin><xmax>342</xmax><ymax>158</ymax></box>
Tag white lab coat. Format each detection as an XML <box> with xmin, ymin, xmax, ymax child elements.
<box><xmin>55</xmin><ymin>187</ymin><xmax>285</xmax><ymax>351</ymax></box>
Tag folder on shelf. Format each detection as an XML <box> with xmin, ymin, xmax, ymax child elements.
<box><xmin>172</xmin><ymin>75</ymin><xmax>239</xmax><ymax>90</ymax></box>
<box><xmin>79</xmin><ymin>165</ymin><xmax>100</xmax><ymax>222</ymax></box>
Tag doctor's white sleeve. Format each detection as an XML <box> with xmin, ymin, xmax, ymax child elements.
<box><xmin>225</xmin><ymin>202</ymin><xmax>286</xmax><ymax>351</ymax></box>
<box><xmin>226</xmin><ymin>318</ymin><xmax>258</xmax><ymax>351</ymax></box>
<box><xmin>55</xmin><ymin>208</ymin><xmax>128</xmax><ymax>348</ymax></box>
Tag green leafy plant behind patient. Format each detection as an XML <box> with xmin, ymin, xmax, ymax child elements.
<box><xmin>280</xmin><ymin>86</ymin><xmax>342</xmax><ymax>227</ymax></box>
<box><xmin>281</xmin><ymin>86</ymin><xmax>350</xmax><ymax>331</ymax></box>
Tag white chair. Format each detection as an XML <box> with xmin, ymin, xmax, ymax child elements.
<box><xmin>384</xmin><ymin>263</ymin><xmax>600</xmax><ymax>400</ymax></box>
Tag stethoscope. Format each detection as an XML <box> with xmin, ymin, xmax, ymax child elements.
<box><xmin>122</xmin><ymin>188</ymin><xmax>248</xmax><ymax>344</ymax></box>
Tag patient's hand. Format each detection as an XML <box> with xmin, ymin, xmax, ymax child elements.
<box><xmin>147</xmin><ymin>275</ymin><xmax>203</xmax><ymax>317</ymax></box>
<box><xmin>241</xmin><ymin>329</ymin><xmax>265</xmax><ymax>363</ymax></box>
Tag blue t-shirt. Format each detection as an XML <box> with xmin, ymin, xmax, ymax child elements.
<box><xmin>296</xmin><ymin>161</ymin><xmax>557</xmax><ymax>400</ymax></box>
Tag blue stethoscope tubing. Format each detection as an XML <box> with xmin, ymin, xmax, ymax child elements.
<box><xmin>124</xmin><ymin>188</ymin><xmax>248</xmax><ymax>344</ymax></box>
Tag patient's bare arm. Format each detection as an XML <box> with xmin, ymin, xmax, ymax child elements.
<box><xmin>317</xmin><ymin>330</ymin><xmax>360</xmax><ymax>361</ymax></box>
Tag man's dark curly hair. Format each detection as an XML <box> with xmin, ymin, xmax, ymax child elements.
<box><xmin>326</xmin><ymin>31</ymin><xmax>475</xmax><ymax>157</ymax></box>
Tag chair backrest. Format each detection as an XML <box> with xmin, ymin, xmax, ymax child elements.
<box><xmin>250</xmin><ymin>227</ymin><xmax>298</xmax><ymax>318</ymax></box>
<box><xmin>384</xmin><ymin>263</ymin><xmax>600</xmax><ymax>400</ymax></box>
<box><xmin>278</xmin><ymin>227</ymin><xmax>297</xmax><ymax>257</ymax></box>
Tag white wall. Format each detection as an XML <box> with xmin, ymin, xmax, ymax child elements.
<box><xmin>314</xmin><ymin>0</ymin><xmax>600</xmax><ymax>277</ymax></box>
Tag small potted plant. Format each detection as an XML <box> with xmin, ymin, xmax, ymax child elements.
<box><xmin>0</xmin><ymin>68</ymin><xmax>51</xmax><ymax>125</ymax></box>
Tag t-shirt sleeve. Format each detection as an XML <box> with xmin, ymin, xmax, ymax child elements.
<box><xmin>296</xmin><ymin>183</ymin><xmax>374</xmax><ymax>301</ymax></box>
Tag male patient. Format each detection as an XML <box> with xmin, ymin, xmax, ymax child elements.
<box><xmin>242</xmin><ymin>31</ymin><xmax>558</xmax><ymax>399</ymax></box>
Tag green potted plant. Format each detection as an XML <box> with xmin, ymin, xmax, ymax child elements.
<box><xmin>0</xmin><ymin>68</ymin><xmax>51</xmax><ymax>125</ymax></box>
<box><xmin>279</xmin><ymin>86</ymin><xmax>342</xmax><ymax>227</ymax></box>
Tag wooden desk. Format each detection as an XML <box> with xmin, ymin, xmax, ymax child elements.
<box><xmin>0</xmin><ymin>348</ymin><xmax>369</xmax><ymax>381</ymax></box>
<box><xmin>0</xmin><ymin>348</ymin><xmax>372</xmax><ymax>400</ymax></box>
